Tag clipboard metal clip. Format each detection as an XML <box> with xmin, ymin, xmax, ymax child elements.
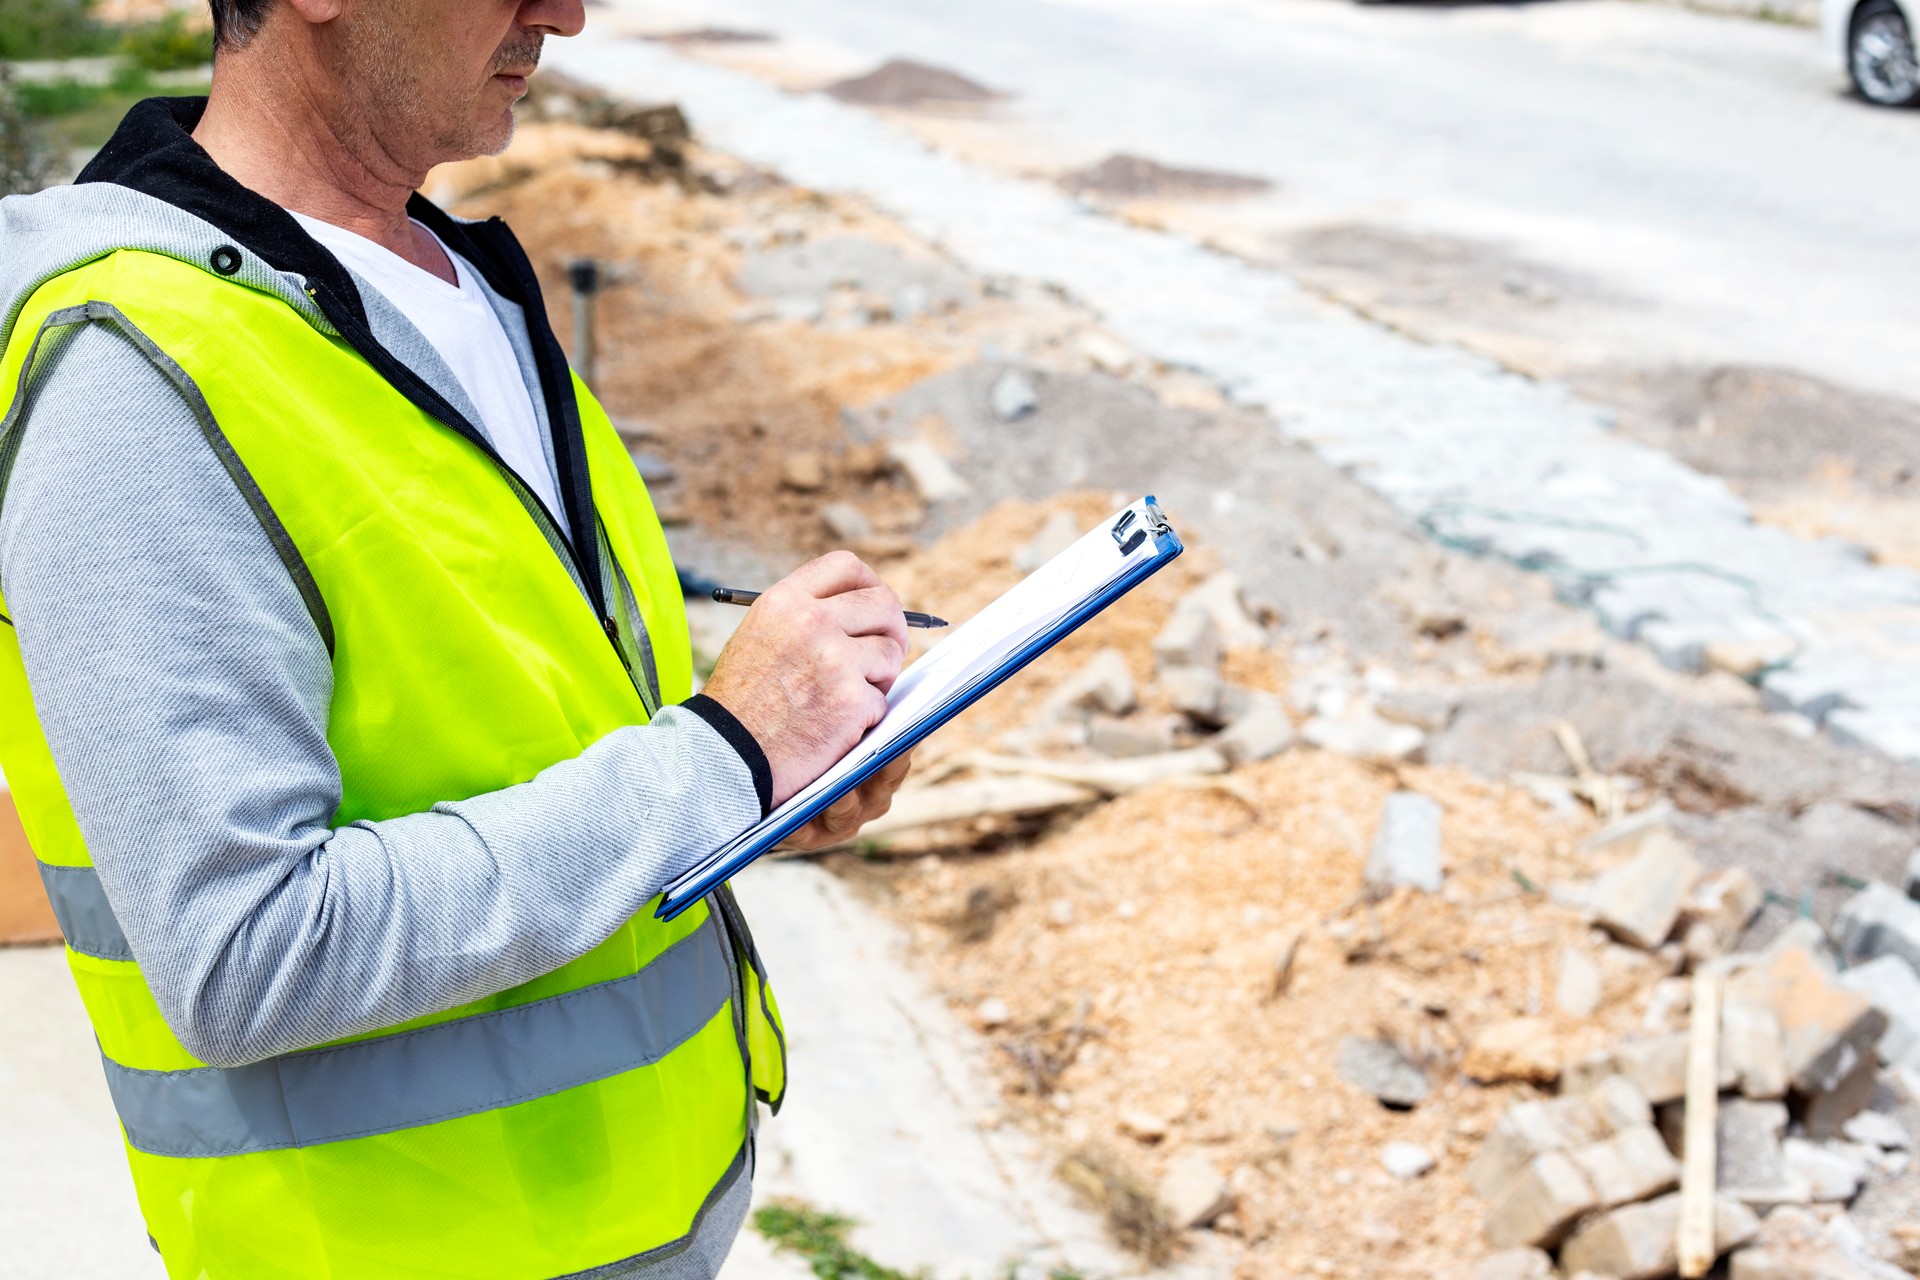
<box><xmin>1112</xmin><ymin>497</ymin><xmax>1172</xmax><ymax>555</ymax></box>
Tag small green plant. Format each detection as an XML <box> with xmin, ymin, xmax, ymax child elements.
<box><xmin>751</xmin><ymin>1201</ymin><xmax>923</xmax><ymax>1280</ymax></box>
<box><xmin>119</xmin><ymin>12</ymin><xmax>212</xmax><ymax>72</ymax></box>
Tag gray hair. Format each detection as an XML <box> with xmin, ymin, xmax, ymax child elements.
<box><xmin>208</xmin><ymin>0</ymin><xmax>273</xmax><ymax>48</ymax></box>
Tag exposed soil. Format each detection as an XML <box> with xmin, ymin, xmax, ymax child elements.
<box><xmin>1060</xmin><ymin>155</ymin><xmax>1274</xmax><ymax>201</ymax></box>
<box><xmin>826</xmin><ymin>59</ymin><xmax>1004</xmax><ymax>108</ymax></box>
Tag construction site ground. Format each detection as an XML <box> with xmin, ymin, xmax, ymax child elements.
<box><xmin>7</xmin><ymin>72</ymin><xmax>1920</xmax><ymax>1280</ymax></box>
<box><xmin>437</xmin><ymin>105</ymin><xmax>1920</xmax><ymax>1277</ymax></box>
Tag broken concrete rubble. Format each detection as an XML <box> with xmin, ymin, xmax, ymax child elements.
<box><xmin>1337</xmin><ymin>1035</ymin><xmax>1431</xmax><ymax>1110</ymax></box>
<box><xmin>1484</xmin><ymin>1151</ymin><xmax>1601</xmax><ymax>1251</ymax></box>
<box><xmin>1781</xmin><ymin>1137</ymin><xmax>1869</xmax><ymax>1202</ymax></box>
<box><xmin>1682</xmin><ymin>867</ymin><xmax>1764</xmax><ymax>963</ymax></box>
<box><xmin>990</xmin><ymin>367</ymin><xmax>1039</xmax><ymax>423</ymax></box>
<box><xmin>1587</xmin><ymin>830</ymin><xmax>1702</xmax><ymax>951</ymax></box>
<box><xmin>1152</xmin><ymin>608</ymin><xmax>1223</xmax><ymax>673</ymax></box>
<box><xmin>1042</xmin><ymin>649</ymin><xmax>1136</xmax><ymax>721</ymax></box>
<box><xmin>1764</xmin><ymin>944</ymin><xmax>1890</xmax><ymax>1097</ymax></box>
<box><xmin>1465</xmin><ymin>1018</ymin><xmax>1562</xmax><ymax>1087</ymax></box>
<box><xmin>1557</xmin><ymin>1191</ymin><xmax>1759</xmax><ymax>1280</ymax></box>
<box><xmin>1469</xmin><ymin>1076</ymin><xmax>1652</xmax><ymax>1200</ymax></box>
<box><xmin>1158</xmin><ymin>1152</ymin><xmax>1234</xmax><ymax>1229</ymax></box>
<box><xmin>1729</xmin><ymin>1205</ymin><xmax>1914</xmax><ymax>1280</ymax></box>
<box><xmin>886</xmin><ymin>440</ymin><xmax>972</xmax><ymax>503</ymax></box>
<box><xmin>1712</xmin><ymin>1099</ymin><xmax>1808</xmax><ymax>1211</ymax></box>
<box><xmin>1722</xmin><ymin>966</ymin><xmax>1791</xmax><ymax>1100</ymax></box>
<box><xmin>1160</xmin><ymin>664</ymin><xmax>1229</xmax><ymax>726</ymax></box>
<box><xmin>1013</xmin><ymin>509</ymin><xmax>1079</xmax><ymax>571</ymax></box>
<box><xmin>1381</xmin><ymin>1140</ymin><xmax>1437</xmax><ymax>1179</ymax></box>
<box><xmin>1366</xmin><ymin>790</ymin><xmax>1445</xmax><ymax>895</ymax></box>
<box><xmin>1568</xmin><ymin>1125</ymin><xmax>1682</xmax><ymax>1211</ymax></box>
<box><xmin>1474</xmin><ymin>1248</ymin><xmax>1556</xmax><ymax>1280</ymax></box>
<box><xmin>1303</xmin><ymin>707</ymin><xmax>1426</xmax><ymax>762</ymax></box>
<box><xmin>1838</xmin><ymin>882</ymin><xmax>1920</xmax><ymax>974</ymax></box>
<box><xmin>1086</xmin><ymin>714</ymin><xmax>1178</xmax><ymax>759</ymax></box>
<box><xmin>1214</xmin><ymin>697</ymin><xmax>1296</xmax><ymax>766</ymax></box>
<box><xmin>1840</xmin><ymin>957</ymin><xmax>1920</xmax><ymax>1071</ymax></box>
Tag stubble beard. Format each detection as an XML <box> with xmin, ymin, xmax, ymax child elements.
<box><xmin>341</xmin><ymin>13</ymin><xmax>543</xmax><ymax>168</ymax></box>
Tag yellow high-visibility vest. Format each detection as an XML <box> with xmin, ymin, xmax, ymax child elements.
<box><xmin>0</xmin><ymin>245</ymin><xmax>786</xmax><ymax>1279</ymax></box>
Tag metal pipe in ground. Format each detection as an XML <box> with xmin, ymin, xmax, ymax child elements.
<box><xmin>567</xmin><ymin>259</ymin><xmax>601</xmax><ymax>389</ymax></box>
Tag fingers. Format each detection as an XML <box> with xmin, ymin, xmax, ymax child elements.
<box><xmin>786</xmin><ymin>550</ymin><xmax>884</xmax><ymax>600</ymax></box>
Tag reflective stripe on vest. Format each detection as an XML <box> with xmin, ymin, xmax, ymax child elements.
<box><xmin>102</xmin><ymin>921</ymin><xmax>733</xmax><ymax>1158</ymax></box>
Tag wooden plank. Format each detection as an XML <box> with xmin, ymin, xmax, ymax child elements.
<box><xmin>1677</xmin><ymin>969</ymin><xmax>1723</xmax><ymax>1279</ymax></box>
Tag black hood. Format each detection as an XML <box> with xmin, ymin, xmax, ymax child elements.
<box><xmin>80</xmin><ymin>98</ymin><xmax>611</xmax><ymax>616</ymax></box>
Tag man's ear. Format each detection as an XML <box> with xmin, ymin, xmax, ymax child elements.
<box><xmin>283</xmin><ymin>0</ymin><xmax>345</xmax><ymax>24</ymax></box>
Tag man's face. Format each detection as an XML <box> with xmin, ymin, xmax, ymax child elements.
<box><xmin>331</xmin><ymin>0</ymin><xmax>584</xmax><ymax>169</ymax></box>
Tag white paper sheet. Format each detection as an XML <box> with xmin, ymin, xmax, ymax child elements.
<box><xmin>662</xmin><ymin>499</ymin><xmax>1169</xmax><ymax>907</ymax></box>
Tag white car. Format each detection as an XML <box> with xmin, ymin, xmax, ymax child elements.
<box><xmin>1823</xmin><ymin>0</ymin><xmax>1920</xmax><ymax>105</ymax></box>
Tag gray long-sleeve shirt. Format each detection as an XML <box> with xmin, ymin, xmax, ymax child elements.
<box><xmin>0</xmin><ymin>200</ymin><xmax>763</xmax><ymax>1072</ymax></box>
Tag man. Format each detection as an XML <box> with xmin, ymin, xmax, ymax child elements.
<box><xmin>0</xmin><ymin>0</ymin><xmax>915</xmax><ymax>1275</ymax></box>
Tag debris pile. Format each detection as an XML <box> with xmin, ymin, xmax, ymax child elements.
<box><xmin>1465</xmin><ymin>831</ymin><xmax>1920</xmax><ymax>1278</ymax></box>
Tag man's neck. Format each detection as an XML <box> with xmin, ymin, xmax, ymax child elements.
<box><xmin>193</xmin><ymin>49</ymin><xmax>454</xmax><ymax>283</ymax></box>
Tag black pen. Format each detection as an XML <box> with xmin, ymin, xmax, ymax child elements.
<box><xmin>711</xmin><ymin>587</ymin><xmax>949</xmax><ymax>629</ymax></box>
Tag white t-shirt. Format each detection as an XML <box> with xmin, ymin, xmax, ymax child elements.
<box><xmin>290</xmin><ymin>212</ymin><xmax>570</xmax><ymax>536</ymax></box>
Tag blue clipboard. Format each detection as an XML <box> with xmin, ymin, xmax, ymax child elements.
<box><xmin>658</xmin><ymin>497</ymin><xmax>1184</xmax><ymax>920</ymax></box>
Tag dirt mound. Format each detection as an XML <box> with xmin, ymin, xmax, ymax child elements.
<box><xmin>825</xmin><ymin>59</ymin><xmax>1002</xmax><ymax>108</ymax></box>
<box><xmin>644</xmin><ymin>28</ymin><xmax>776</xmax><ymax>45</ymax></box>
<box><xmin>1060</xmin><ymin>153</ymin><xmax>1273</xmax><ymax>200</ymax></box>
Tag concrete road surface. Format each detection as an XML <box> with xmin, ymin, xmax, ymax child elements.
<box><xmin>601</xmin><ymin>0</ymin><xmax>1920</xmax><ymax>407</ymax></box>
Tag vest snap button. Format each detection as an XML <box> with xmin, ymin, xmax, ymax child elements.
<box><xmin>210</xmin><ymin>245</ymin><xmax>242</xmax><ymax>276</ymax></box>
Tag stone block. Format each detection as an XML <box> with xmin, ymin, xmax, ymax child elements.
<box><xmin>1559</xmin><ymin>1193</ymin><xmax>1759</xmax><ymax>1280</ymax></box>
<box><xmin>1215</xmin><ymin>696</ymin><xmax>1295</xmax><ymax>766</ymax></box>
<box><xmin>1087</xmin><ymin>714</ymin><xmax>1178</xmax><ymax>759</ymax></box>
<box><xmin>1178</xmin><ymin>572</ymin><xmax>1268</xmax><ymax>650</ymax></box>
<box><xmin>1604</xmin><ymin>1032</ymin><xmax>1734</xmax><ymax>1107</ymax></box>
<box><xmin>1014</xmin><ymin>510</ymin><xmax>1079</xmax><ymax>571</ymax></box>
<box><xmin>1557</xmin><ymin>946</ymin><xmax>1604</xmax><ymax>1018</ymax></box>
<box><xmin>1473</xmin><ymin>1250</ymin><xmax>1553</xmax><ymax>1280</ymax></box>
<box><xmin>1588</xmin><ymin>831</ymin><xmax>1702</xmax><ymax>951</ymax></box>
<box><xmin>1568</xmin><ymin>1125</ymin><xmax>1681</xmax><ymax>1210</ymax></box>
<box><xmin>1158</xmin><ymin>1152</ymin><xmax>1233</xmax><ymax>1229</ymax></box>
<box><xmin>1765</xmin><ymin>945</ymin><xmax>1889</xmax><ymax>1097</ymax></box>
<box><xmin>1800</xmin><ymin>1047</ymin><xmax>1879</xmax><ymax>1140</ymax></box>
<box><xmin>1727</xmin><ymin>1205</ymin><xmax>1905</xmax><ymax>1280</ymax></box>
<box><xmin>1464</xmin><ymin>1018</ymin><xmax>1561</xmax><ymax>1086</ymax></box>
<box><xmin>1682</xmin><ymin>867</ymin><xmax>1763</xmax><ymax>962</ymax></box>
<box><xmin>1839</xmin><ymin>955</ymin><xmax>1920</xmax><ymax>1071</ymax></box>
<box><xmin>885</xmin><ymin>440</ymin><xmax>970</xmax><ymax>503</ymax></box>
<box><xmin>1780</xmin><ymin>1138</ymin><xmax>1868</xmax><ymax>1203</ymax></box>
<box><xmin>1471</xmin><ymin>1099</ymin><xmax>1600</xmax><ymax>1200</ymax></box>
<box><xmin>1303</xmin><ymin>709</ymin><xmax>1426</xmax><ymax>762</ymax></box>
<box><xmin>1381</xmin><ymin>1141</ymin><xmax>1436</xmax><ymax>1179</ymax></box>
<box><xmin>1337</xmin><ymin>1036</ymin><xmax>1430</xmax><ymax>1110</ymax></box>
<box><xmin>1153</xmin><ymin>608</ymin><xmax>1222</xmax><ymax>673</ymax></box>
<box><xmin>1723</xmin><ymin>967</ymin><xmax>1790</xmax><ymax>1100</ymax></box>
<box><xmin>990</xmin><ymin>368</ymin><xmax>1039</xmax><ymax>423</ymax></box>
<box><xmin>1366</xmin><ymin>791</ymin><xmax>1444</xmax><ymax>894</ymax></box>
<box><xmin>1160</xmin><ymin>664</ymin><xmax>1227</xmax><ymax>725</ymax></box>
<box><xmin>1483</xmin><ymin>1151</ymin><xmax>1599</xmax><ymax>1251</ymax></box>
<box><xmin>1713</xmin><ymin>1099</ymin><xmax>1809</xmax><ymax>1210</ymax></box>
<box><xmin>820</xmin><ymin>502</ymin><xmax>874</xmax><ymax>541</ymax></box>
<box><xmin>1043</xmin><ymin>649</ymin><xmax>1136</xmax><ymax>720</ymax></box>
<box><xmin>1837</xmin><ymin>881</ymin><xmax>1920</xmax><ymax>973</ymax></box>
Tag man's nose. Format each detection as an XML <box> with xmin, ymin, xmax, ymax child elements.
<box><xmin>520</xmin><ymin>0</ymin><xmax>586</xmax><ymax>38</ymax></box>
